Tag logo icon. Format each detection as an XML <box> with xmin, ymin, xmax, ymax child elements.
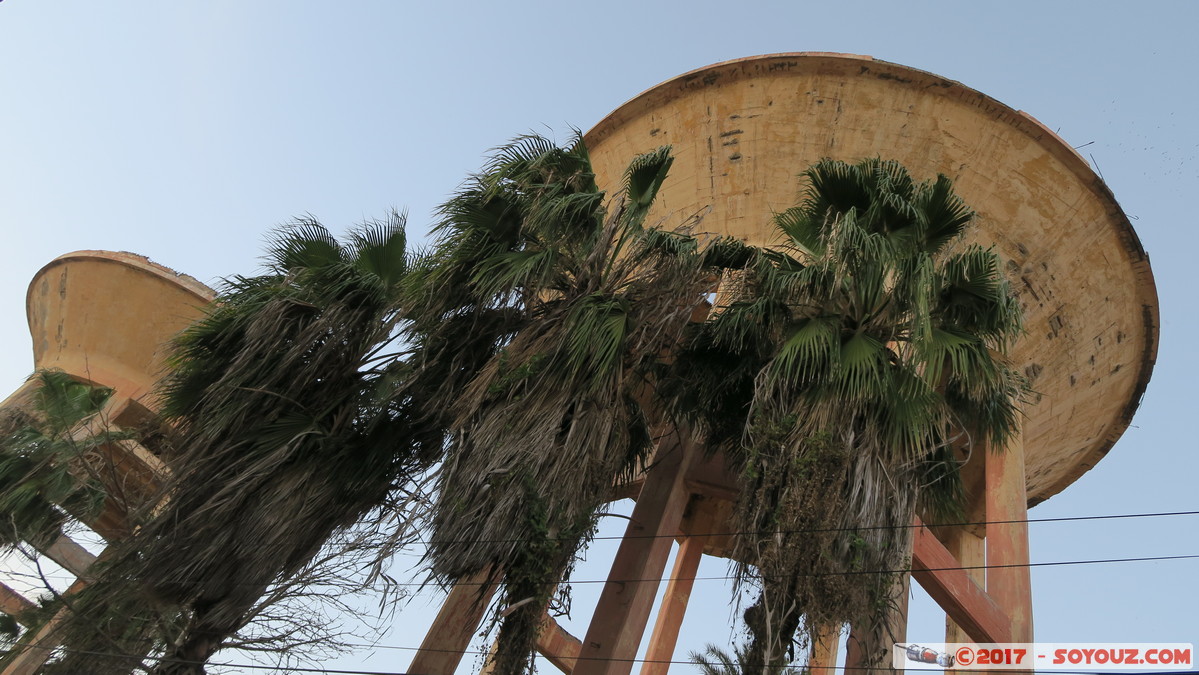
<box><xmin>904</xmin><ymin>644</ymin><xmax>956</xmax><ymax>668</ymax></box>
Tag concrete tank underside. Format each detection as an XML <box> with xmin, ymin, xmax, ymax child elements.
<box><xmin>584</xmin><ymin>52</ymin><xmax>1158</xmax><ymax>510</ymax></box>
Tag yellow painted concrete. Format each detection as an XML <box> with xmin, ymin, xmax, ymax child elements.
<box><xmin>23</xmin><ymin>250</ymin><xmax>214</xmax><ymax>405</ymax></box>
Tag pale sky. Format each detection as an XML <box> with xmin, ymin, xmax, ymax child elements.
<box><xmin>1</xmin><ymin>2</ymin><xmax>1196</xmax><ymax>673</ymax></box>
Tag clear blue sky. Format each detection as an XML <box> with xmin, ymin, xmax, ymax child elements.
<box><xmin>1</xmin><ymin>2</ymin><xmax>1196</xmax><ymax>673</ymax></box>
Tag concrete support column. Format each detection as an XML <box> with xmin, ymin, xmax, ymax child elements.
<box><xmin>912</xmin><ymin>519</ymin><xmax>1010</xmax><ymax>644</ymax></box>
<box><xmin>40</xmin><ymin>534</ymin><xmax>97</xmax><ymax>578</ymax></box>
<box><xmin>808</xmin><ymin>625</ymin><xmax>841</xmax><ymax>675</ymax></box>
<box><xmin>640</xmin><ymin>532</ymin><xmax>707</xmax><ymax>675</ymax></box>
<box><xmin>943</xmin><ymin>528</ymin><xmax>985</xmax><ymax>644</ymax></box>
<box><xmin>984</xmin><ymin>428</ymin><xmax>1033</xmax><ymax>644</ymax></box>
<box><xmin>408</xmin><ymin>569</ymin><xmax>500</xmax><ymax>675</ymax></box>
<box><xmin>0</xmin><ymin>583</ymin><xmax>36</xmax><ymax>623</ymax></box>
<box><xmin>574</xmin><ymin>438</ymin><xmax>696</xmax><ymax>675</ymax></box>
<box><xmin>537</xmin><ymin>614</ymin><xmax>583</xmax><ymax>672</ymax></box>
<box><xmin>1</xmin><ymin>578</ymin><xmax>87</xmax><ymax>675</ymax></box>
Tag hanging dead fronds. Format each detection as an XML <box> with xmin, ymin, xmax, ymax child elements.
<box><xmin>668</xmin><ymin>158</ymin><xmax>1026</xmax><ymax>672</ymax></box>
<box><xmin>54</xmin><ymin>214</ymin><xmax>441</xmax><ymax>674</ymax></box>
<box><xmin>407</xmin><ymin>134</ymin><xmax>722</xmax><ymax>675</ymax></box>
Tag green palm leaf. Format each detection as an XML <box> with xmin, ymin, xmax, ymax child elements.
<box><xmin>0</xmin><ymin>371</ymin><xmax>113</xmax><ymax>550</ymax></box>
<box><xmin>348</xmin><ymin>211</ymin><xmax>410</xmax><ymax>288</ymax></box>
<box><xmin>666</xmin><ymin>157</ymin><xmax>1025</xmax><ymax>669</ymax></box>
<box><xmin>621</xmin><ymin>145</ymin><xmax>674</xmax><ymax>230</ymax></box>
<box><xmin>408</xmin><ymin>134</ymin><xmax>720</xmax><ymax>675</ymax></box>
<box><xmin>265</xmin><ymin>217</ymin><xmax>344</xmax><ymax>272</ymax></box>
<box><xmin>59</xmin><ymin>216</ymin><xmax>436</xmax><ymax>673</ymax></box>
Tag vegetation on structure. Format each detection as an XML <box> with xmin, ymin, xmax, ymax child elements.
<box><xmin>0</xmin><ymin>613</ymin><xmax>17</xmax><ymax>655</ymax></box>
<box><xmin>0</xmin><ymin>372</ymin><xmax>112</xmax><ymax>666</ymax></box>
<box><xmin>0</xmin><ymin>371</ymin><xmax>114</xmax><ymax>552</ymax></box>
<box><xmin>47</xmin><ymin>215</ymin><xmax>444</xmax><ymax>674</ymax></box>
<box><xmin>690</xmin><ymin>643</ymin><xmax>807</xmax><ymax>675</ymax></box>
<box><xmin>407</xmin><ymin>135</ymin><xmax>726</xmax><ymax>675</ymax></box>
<box><xmin>665</xmin><ymin>158</ymin><xmax>1026</xmax><ymax>672</ymax></box>
<box><xmin>0</xmin><ymin>371</ymin><xmax>406</xmax><ymax>673</ymax></box>
<box><xmin>0</xmin><ymin>134</ymin><xmax>1024</xmax><ymax>675</ymax></box>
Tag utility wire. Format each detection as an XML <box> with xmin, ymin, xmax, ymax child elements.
<box><xmin>357</xmin><ymin>508</ymin><xmax>1199</xmax><ymax>548</ymax></box>
<box><xmin>6</xmin><ymin>507</ymin><xmax>1196</xmax><ymax>590</ymax></box>
<box><xmin>352</xmin><ymin>552</ymin><xmax>1199</xmax><ymax>587</ymax></box>
<box><xmin>0</xmin><ymin>641</ymin><xmax>402</xmax><ymax>674</ymax></box>
<box><xmin>361</xmin><ymin>642</ymin><xmax>1198</xmax><ymax>675</ymax></box>
<box><xmin>8</xmin><ymin>515</ymin><xmax>1194</xmax><ymax>669</ymax></box>
<box><xmin>9</xmin><ymin>640</ymin><xmax>1196</xmax><ymax>675</ymax></box>
<box><xmin>10</xmin><ymin>507</ymin><xmax>1198</xmax><ymax>575</ymax></box>
<box><xmin>583</xmin><ymin>508</ymin><xmax>1199</xmax><ymax>544</ymax></box>
<box><xmin>10</xmin><ymin>552</ymin><xmax>1199</xmax><ymax>589</ymax></box>
<box><xmin>23</xmin><ymin>503</ymin><xmax>1197</xmax><ymax>557</ymax></box>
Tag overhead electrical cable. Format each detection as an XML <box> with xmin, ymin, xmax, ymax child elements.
<box><xmin>7</xmin><ymin>640</ymin><xmax>1196</xmax><ymax>675</ymax></box>
<box><xmin>10</xmin><ymin>552</ymin><xmax>1199</xmax><ymax>588</ymax></box>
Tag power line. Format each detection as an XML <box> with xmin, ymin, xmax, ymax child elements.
<box><xmin>10</xmin><ymin>552</ymin><xmax>1199</xmax><ymax>589</ymax></box>
<box><xmin>18</xmin><ymin>503</ymin><xmax>1198</xmax><ymax>561</ymax></box>
<box><xmin>362</xmin><ymin>510</ymin><xmax>1199</xmax><ymax>551</ymax></box>
<box><xmin>9</xmin><ymin>507</ymin><xmax>1198</xmax><ymax>580</ymax></box>
<box><xmin>364</xmin><ymin>642</ymin><xmax>1199</xmax><ymax>675</ymax></box>
<box><xmin>584</xmin><ymin>508</ymin><xmax>1199</xmax><ymax>544</ymax></box>
<box><xmin>7</xmin><ymin>507</ymin><xmax>1198</xmax><ymax>594</ymax></box>
<box><xmin>388</xmin><ymin>552</ymin><xmax>1199</xmax><ymax>587</ymax></box>
<box><xmin>0</xmin><ymin>641</ymin><xmax>403</xmax><ymax>674</ymax></box>
<box><xmin>10</xmin><ymin>640</ymin><xmax>1195</xmax><ymax>675</ymax></box>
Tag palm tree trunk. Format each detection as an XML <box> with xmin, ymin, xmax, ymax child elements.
<box><xmin>152</xmin><ymin>573</ymin><xmax>274</xmax><ymax>675</ymax></box>
<box><xmin>490</xmin><ymin>597</ymin><xmax>542</xmax><ymax>675</ymax></box>
<box><xmin>153</xmin><ymin>601</ymin><xmax>231</xmax><ymax>675</ymax></box>
<box><xmin>742</xmin><ymin>579</ymin><xmax>804</xmax><ymax>675</ymax></box>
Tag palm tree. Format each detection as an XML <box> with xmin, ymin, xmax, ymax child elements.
<box><xmin>0</xmin><ymin>370</ymin><xmax>114</xmax><ymax>552</ymax></box>
<box><xmin>60</xmin><ymin>214</ymin><xmax>440</xmax><ymax>674</ymax></box>
<box><xmin>0</xmin><ymin>372</ymin><xmax>171</xmax><ymax>673</ymax></box>
<box><xmin>689</xmin><ymin>644</ymin><xmax>806</xmax><ymax>675</ymax></box>
<box><xmin>406</xmin><ymin>134</ymin><xmax>717</xmax><ymax>675</ymax></box>
<box><xmin>668</xmin><ymin>158</ymin><xmax>1025</xmax><ymax>672</ymax></box>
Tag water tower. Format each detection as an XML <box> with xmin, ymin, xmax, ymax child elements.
<box><xmin>0</xmin><ymin>252</ymin><xmax>212</xmax><ymax>675</ymax></box>
<box><xmin>409</xmin><ymin>53</ymin><xmax>1158</xmax><ymax>674</ymax></box>
<box><xmin>0</xmin><ymin>53</ymin><xmax>1158</xmax><ymax>675</ymax></box>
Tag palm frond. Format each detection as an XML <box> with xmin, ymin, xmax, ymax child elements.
<box><xmin>768</xmin><ymin>317</ymin><xmax>839</xmax><ymax>389</ymax></box>
<box><xmin>666</xmin><ymin>157</ymin><xmax>1025</xmax><ymax>670</ymax></box>
<box><xmin>62</xmin><ymin>215</ymin><xmax>435</xmax><ymax>672</ymax></box>
<box><xmin>915</xmin><ymin>174</ymin><xmax>975</xmax><ymax>253</ymax></box>
<box><xmin>0</xmin><ymin>371</ymin><xmax>113</xmax><ymax>550</ymax></box>
<box><xmin>621</xmin><ymin>145</ymin><xmax>674</xmax><ymax>230</ymax></box>
<box><xmin>264</xmin><ymin>217</ymin><xmax>344</xmax><ymax>273</ymax></box>
<box><xmin>701</xmin><ymin>237</ymin><xmax>758</xmax><ymax>270</ymax></box>
<box><xmin>348</xmin><ymin>210</ymin><xmax>409</xmax><ymax>289</ymax></box>
<box><xmin>409</xmin><ymin>133</ymin><xmax>719</xmax><ymax>675</ymax></box>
